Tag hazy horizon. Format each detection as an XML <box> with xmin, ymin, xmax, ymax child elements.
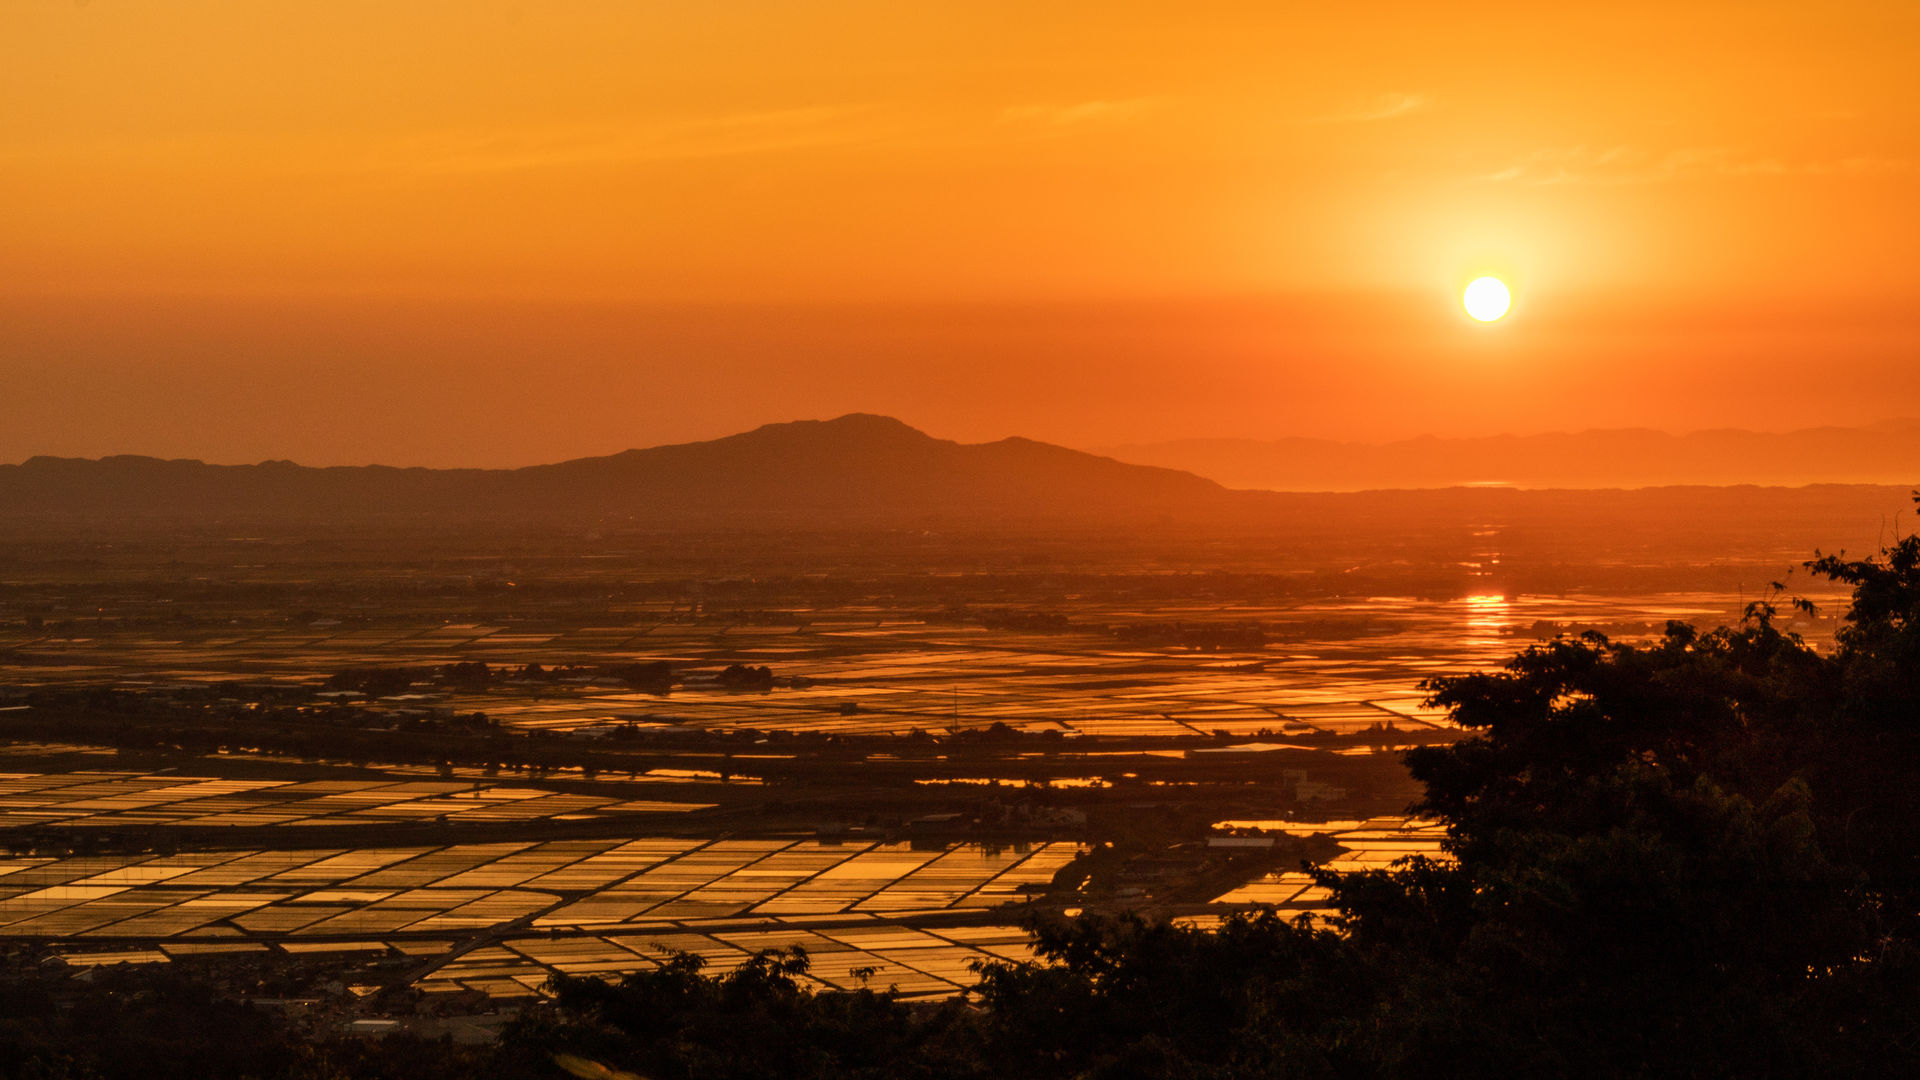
<box><xmin>7</xmin><ymin>409</ymin><xmax>1918</xmax><ymax>479</ymax></box>
<box><xmin>8</xmin><ymin>413</ymin><xmax>1920</xmax><ymax>519</ymax></box>
<box><xmin>6</xmin><ymin>293</ymin><xmax>1919</xmax><ymax>468</ymax></box>
<box><xmin>8</xmin><ymin>3</ymin><xmax>1919</xmax><ymax>468</ymax></box>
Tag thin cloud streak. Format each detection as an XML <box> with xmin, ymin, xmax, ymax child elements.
<box><xmin>1479</xmin><ymin>145</ymin><xmax>1915</xmax><ymax>185</ymax></box>
<box><xmin>997</xmin><ymin>98</ymin><xmax>1164</xmax><ymax>128</ymax></box>
<box><xmin>1311</xmin><ymin>92</ymin><xmax>1430</xmax><ymax>124</ymax></box>
<box><xmin>364</xmin><ymin>107</ymin><xmax>892</xmax><ymax>176</ymax></box>
<box><xmin>0</xmin><ymin>106</ymin><xmax>897</xmax><ymax>177</ymax></box>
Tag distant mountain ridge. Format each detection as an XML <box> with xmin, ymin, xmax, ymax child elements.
<box><xmin>0</xmin><ymin>413</ymin><xmax>1223</xmax><ymax>523</ymax></box>
<box><xmin>1093</xmin><ymin>421</ymin><xmax>1920</xmax><ymax>491</ymax></box>
<box><xmin>6</xmin><ymin>415</ymin><xmax>1917</xmax><ymax>568</ymax></box>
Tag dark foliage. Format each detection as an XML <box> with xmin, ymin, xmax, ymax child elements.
<box><xmin>716</xmin><ymin>663</ymin><xmax>775</xmax><ymax>690</ymax></box>
<box><xmin>322</xmin><ymin>667</ymin><xmax>415</xmax><ymax>697</ymax></box>
<box><xmin>0</xmin><ymin>966</ymin><xmax>496</xmax><ymax>1080</ymax></box>
<box><xmin>506</xmin><ymin>516</ymin><xmax>1920</xmax><ymax>1079</ymax></box>
<box><xmin>441</xmin><ymin>660</ymin><xmax>493</xmax><ymax>689</ymax></box>
<box><xmin>607</xmin><ymin>661</ymin><xmax>673</xmax><ymax>691</ymax></box>
<box><xmin>499</xmin><ymin>949</ymin><xmax>985</xmax><ymax>1080</ymax></box>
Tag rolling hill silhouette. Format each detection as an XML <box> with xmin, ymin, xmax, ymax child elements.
<box><xmin>0</xmin><ymin>414</ymin><xmax>1223</xmax><ymax>523</ymax></box>
<box><xmin>4</xmin><ymin>415</ymin><xmax>1914</xmax><ymax>567</ymax></box>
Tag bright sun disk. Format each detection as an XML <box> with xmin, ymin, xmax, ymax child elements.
<box><xmin>1463</xmin><ymin>277</ymin><xmax>1511</xmax><ymax>322</ymax></box>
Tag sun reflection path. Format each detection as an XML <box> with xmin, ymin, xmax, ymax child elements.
<box><xmin>1461</xmin><ymin>593</ymin><xmax>1514</xmax><ymax>643</ymax></box>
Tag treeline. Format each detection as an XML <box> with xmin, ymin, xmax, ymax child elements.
<box><xmin>1111</xmin><ymin>621</ymin><xmax>1268</xmax><ymax>651</ymax></box>
<box><xmin>5</xmin><ymin>688</ymin><xmax>1400</xmax><ymax>789</ymax></box>
<box><xmin>319</xmin><ymin>659</ymin><xmax>784</xmax><ymax>696</ymax></box>
<box><xmin>0</xmin><ymin>961</ymin><xmax>497</xmax><ymax>1080</ymax></box>
<box><xmin>323</xmin><ymin>660</ymin><xmax>676</xmax><ymax>696</ymax></box>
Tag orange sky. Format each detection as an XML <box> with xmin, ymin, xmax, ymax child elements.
<box><xmin>5</xmin><ymin>2</ymin><xmax>1917</xmax><ymax>465</ymax></box>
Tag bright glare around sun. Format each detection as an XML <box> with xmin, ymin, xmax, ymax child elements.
<box><xmin>1463</xmin><ymin>276</ymin><xmax>1511</xmax><ymax>321</ymax></box>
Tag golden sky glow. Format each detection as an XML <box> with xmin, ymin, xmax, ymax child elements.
<box><xmin>4</xmin><ymin>2</ymin><xmax>1918</xmax><ymax>464</ymax></box>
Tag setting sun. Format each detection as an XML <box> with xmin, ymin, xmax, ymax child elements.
<box><xmin>1463</xmin><ymin>277</ymin><xmax>1512</xmax><ymax>322</ymax></box>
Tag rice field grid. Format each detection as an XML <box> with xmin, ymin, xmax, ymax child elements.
<box><xmin>0</xmin><ymin>837</ymin><xmax>1084</xmax><ymax>943</ymax></box>
<box><xmin>1212</xmin><ymin>817</ymin><xmax>1449</xmax><ymax>906</ymax></box>
<box><xmin>415</xmin><ymin>921</ymin><xmax>1044</xmax><ymax>999</ymax></box>
<box><xmin>0</xmin><ymin>771</ymin><xmax>713</xmax><ymax>829</ymax></box>
<box><xmin>2</xmin><ymin>594</ymin><xmax>1767</xmax><ymax>740</ymax></box>
<box><xmin>23</xmin><ymin>817</ymin><xmax>1434</xmax><ymax>999</ymax></box>
<box><xmin>52</xmin><ymin>920</ymin><xmax>1042</xmax><ymax>1000</ymax></box>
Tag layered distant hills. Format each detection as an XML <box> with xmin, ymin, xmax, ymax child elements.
<box><xmin>1095</xmin><ymin>421</ymin><xmax>1920</xmax><ymax>492</ymax></box>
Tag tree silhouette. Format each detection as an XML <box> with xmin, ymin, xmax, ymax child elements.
<box><xmin>507</xmin><ymin>513</ymin><xmax>1920</xmax><ymax>1076</ymax></box>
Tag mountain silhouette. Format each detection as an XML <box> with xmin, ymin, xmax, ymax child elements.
<box><xmin>5</xmin><ymin>415</ymin><xmax>1915</xmax><ymax>564</ymax></box>
<box><xmin>0</xmin><ymin>414</ymin><xmax>1223</xmax><ymax>523</ymax></box>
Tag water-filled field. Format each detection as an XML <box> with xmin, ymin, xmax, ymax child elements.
<box><xmin>0</xmin><ymin>546</ymin><xmax>1847</xmax><ymax>1007</ymax></box>
<box><xmin>0</xmin><ymin>829</ymin><xmax>1084</xmax><ymax>998</ymax></box>
<box><xmin>0</xmin><ymin>771</ymin><xmax>712</xmax><ymax>828</ymax></box>
<box><xmin>1</xmin><ymin>590</ymin><xmax>1816</xmax><ymax>742</ymax></box>
<box><xmin>3</xmin><ymin>812</ymin><xmax>1443</xmax><ymax>998</ymax></box>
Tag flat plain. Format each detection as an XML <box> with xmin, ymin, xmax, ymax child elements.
<box><xmin>0</xmin><ymin>519</ymin><xmax>1846</xmax><ymax>1009</ymax></box>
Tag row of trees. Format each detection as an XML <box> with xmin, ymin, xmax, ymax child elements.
<box><xmin>321</xmin><ymin>660</ymin><xmax>778</xmax><ymax>696</ymax></box>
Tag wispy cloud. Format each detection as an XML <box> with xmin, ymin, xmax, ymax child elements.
<box><xmin>1806</xmin><ymin>156</ymin><xmax>1916</xmax><ymax>177</ymax></box>
<box><xmin>0</xmin><ymin>106</ymin><xmax>897</xmax><ymax>177</ymax></box>
<box><xmin>998</xmin><ymin>98</ymin><xmax>1163</xmax><ymax>128</ymax></box>
<box><xmin>1311</xmin><ymin>92</ymin><xmax>1430</xmax><ymax>125</ymax></box>
<box><xmin>378</xmin><ymin>106</ymin><xmax>889</xmax><ymax>176</ymax></box>
<box><xmin>1478</xmin><ymin>145</ymin><xmax>1913</xmax><ymax>185</ymax></box>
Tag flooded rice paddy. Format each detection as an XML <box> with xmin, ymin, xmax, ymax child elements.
<box><xmin>0</xmin><ymin>771</ymin><xmax>712</xmax><ymax>829</ymax></box>
<box><xmin>0</xmin><ymin>836</ymin><xmax>1081</xmax><ymax>937</ymax></box>
<box><xmin>0</xmin><ymin>813</ymin><xmax>1443</xmax><ymax>997</ymax></box>
<box><xmin>0</xmin><ymin>577</ymin><xmax>1836</xmax><ymax>1001</ymax></box>
<box><xmin>1213</xmin><ymin>818</ymin><xmax>1449</xmax><ymax>905</ymax></box>
<box><xmin>0</xmin><ymin>832</ymin><xmax>1082</xmax><ymax>997</ymax></box>
<box><xmin>0</xmin><ymin>591</ymin><xmax>1810</xmax><ymax>741</ymax></box>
